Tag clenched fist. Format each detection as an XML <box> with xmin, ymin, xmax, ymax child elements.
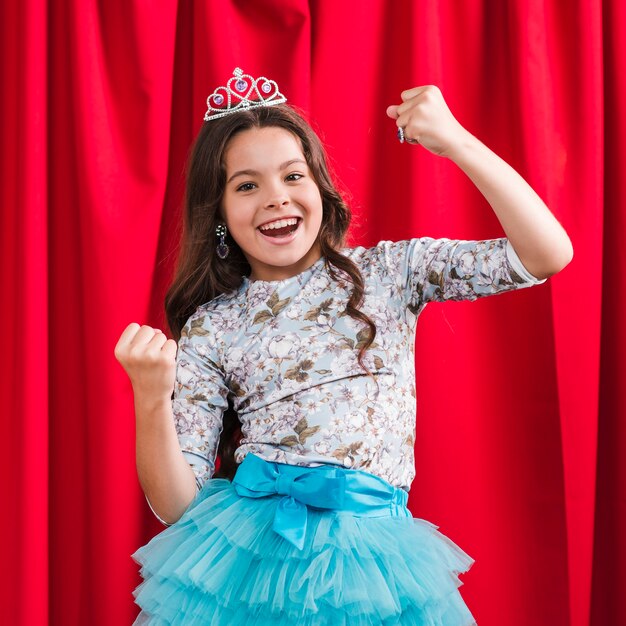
<box><xmin>386</xmin><ymin>85</ymin><xmax>470</xmax><ymax>157</ymax></box>
<box><xmin>114</xmin><ymin>323</ymin><xmax>178</xmax><ymax>401</ymax></box>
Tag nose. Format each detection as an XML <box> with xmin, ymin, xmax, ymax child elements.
<box><xmin>264</xmin><ymin>182</ymin><xmax>290</xmax><ymax>209</ymax></box>
<box><xmin>265</xmin><ymin>195</ymin><xmax>289</xmax><ymax>210</ymax></box>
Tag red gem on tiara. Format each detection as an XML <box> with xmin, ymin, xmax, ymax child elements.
<box><xmin>203</xmin><ymin>68</ymin><xmax>287</xmax><ymax>122</ymax></box>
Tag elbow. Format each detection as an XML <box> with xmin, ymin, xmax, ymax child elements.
<box><xmin>562</xmin><ymin>239</ymin><xmax>574</xmax><ymax>268</ymax></box>
<box><xmin>552</xmin><ymin>238</ymin><xmax>574</xmax><ymax>274</ymax></box>
<box><xmin>533</xmin><ymin>241</ymin><xmax>574</xmax><ymax>280</ymax></box>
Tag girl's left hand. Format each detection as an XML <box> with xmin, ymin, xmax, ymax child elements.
<box><xmin>386</xmin><ymin>85</ymin><xmax>469</xmax><ymax>157</ymax></box>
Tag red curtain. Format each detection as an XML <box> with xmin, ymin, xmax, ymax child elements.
<box><xmin>1</xmin><ymin>1</ymin><xmax>623</xmax><ymax>624</ymax></box>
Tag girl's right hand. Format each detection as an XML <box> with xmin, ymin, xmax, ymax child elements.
<box><xmin>114</xmin><ymin>323</ymin><xmax>178</xmax><ymax>401</ymax></box>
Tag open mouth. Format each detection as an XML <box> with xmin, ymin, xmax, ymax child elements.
<box><xmin>257</xmin><ymin>217</ymin><xmax>302</xmax><ymax>239</ymax></box>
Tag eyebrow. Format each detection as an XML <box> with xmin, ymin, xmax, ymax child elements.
<box><xmin>226</xmin><ymin>159</ymin><xmax>307</xmax><ymax>184</ymax></box>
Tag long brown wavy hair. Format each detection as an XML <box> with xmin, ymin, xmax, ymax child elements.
<box><xmin>165</xmin><ymin>104</ymin><xmax>377</xmax><ymax>479</ymax></box>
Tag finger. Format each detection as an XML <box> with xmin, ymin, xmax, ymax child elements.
<box><xmin>400</xmin><ymin>85</ymin><xmax>433</xmax><ymax>102</ymax></box>
<box><xmin>162</xmin><ymin>339</ymin><xmax>178</xmax><ymax>360</ymax></box>
<box><xmin>386</xmin><ymin>104</ymin><xmax>400</xmax><ymax>119</ymax></box>
<box><xmin>130</xmin><ymin>325</ymin><xmax>161</xmax><ymax>346</ymax></box>
<box><xmin>119</xmin><ymin>322</ymin><xmax>140</xmax><ymax>339</ymax></box>
<box><xmin>394</xmin><ymin>111</ymin><xmax>412</xmax><ymax>130</ymax></box>
<box><xmin>395</xmin><ymin>112</ymin><xmax>421</xmax><ymax>144</ymax></box>
<box><xmin>116</xmin><ymin>322</ymin><xmax>142</xmax><ymax>348</ymax></box>
<box><xmin>395</xmin><ymin>99</ymin><xmax>417</xmax><ymax>118</ymax></box>
<box><xmin>148</xmin><ymin>331</ymin><xmax>169</xmax><ymax>349</ymax></box>
<box><xmin>115</xmin><ymin>323</ymin><xmax>139</xmax><ymax>360</ymax></box>
<box><xmin>395</xmin><ymin>94</ymin><xmax>431</xmax><ymax>118</ymax></box>
<box><xmin>141</xmin><ymin>333</ymin><xmax>171</xmax><ymax>361</ymax></box>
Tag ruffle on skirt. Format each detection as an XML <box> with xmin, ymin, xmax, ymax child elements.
<box><xmin>131</xmin><ymin>478</ymin><xmax>476</xmax><ymax>625</ymax></box>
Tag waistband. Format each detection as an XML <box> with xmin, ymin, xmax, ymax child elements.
<box><xmin>232</xmin><ymin>453</ymin><xmax>411</xmax><ymax>550</ymax></box>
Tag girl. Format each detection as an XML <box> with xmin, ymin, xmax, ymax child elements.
<box><xmin>115</xmin><ymin>68</ymin><xmax>572</xmax><ymax>625</ymax></box>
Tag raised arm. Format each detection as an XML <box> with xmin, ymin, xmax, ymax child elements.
<box><xmin>387</xmin><ymin>86</ymin><xmax>573</xmax><ymax>280</ymax></box>
<box><xmin>115</xmin><ymin>323</ymin><xmax>198</xmax><ymax>525</ymax></box>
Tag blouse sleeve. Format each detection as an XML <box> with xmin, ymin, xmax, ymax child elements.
<box><xmin>378</xmin><ymin>236</ymin><xmax>546</xmax><ymax>314</ymax></box>
<box><xmin>144</xmin><ymin>310</ymin><xmax>230</xmax><ymax>527</ymax></box>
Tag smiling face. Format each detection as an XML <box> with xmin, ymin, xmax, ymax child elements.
<box><xmin>221</xmin><ymin>126</ymin><xmax>324</xmax><ymax>282</ymax></box>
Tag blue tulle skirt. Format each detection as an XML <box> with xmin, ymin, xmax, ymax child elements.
<box><xmin>131</xmin><ymin>455</ymin><xmax>476</xmax><ymax>625</ymax></box>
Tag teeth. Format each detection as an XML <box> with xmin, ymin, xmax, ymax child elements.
<box><xmin>259</xmin><ymin>218</ymin><xmax>299</xmax><ymax>231</ymax></box>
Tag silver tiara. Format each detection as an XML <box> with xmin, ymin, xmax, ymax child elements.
<box><xmin>204</xmin><ymin>67</ymin><xmax>287</xmax><ymax>122</ymax></box>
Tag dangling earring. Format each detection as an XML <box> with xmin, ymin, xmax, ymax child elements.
<box><xmin>216</xmin><ymin>224</ymin><xmax>230</xmax><ymax>259</ymax></box>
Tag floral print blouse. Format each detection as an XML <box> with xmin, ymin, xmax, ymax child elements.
<box><xmin>169</xmin><ymin>236</ymin><xmax>545</xmax><ymax>496</ymax></box>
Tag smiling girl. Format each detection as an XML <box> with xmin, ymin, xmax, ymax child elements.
<box><xmin>222</xmin><ymin>126</ymin><xmax>323</xmax><ymax>281</ymax></box>
<box><xmin>115</xmin><ymin>68</ymin><xmax>572</xmax><ymax>625</ymax></box>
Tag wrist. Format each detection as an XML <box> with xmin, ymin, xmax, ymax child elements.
<box><xmin>443</xmin><ymin>127</ymin><xmax>481</xmax><ymax>162</ymax></box>
<box><xmin>133</xmin><ymin>390</ymin><xmax>173</xmax><ymax>415</ymax></box>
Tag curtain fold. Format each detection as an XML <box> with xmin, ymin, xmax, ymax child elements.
<box><xmin>1</xmin><ymin>1</ymin><xmax>622</xmax><ymax>624</ymax></box>
<box><xmin>592</xmin><ymin>1</ymin><xmax>626</xmax><ymax>624</ymax></box>
<box><xmin>1</xmin><ymin>1</ymin><xmax>49</xmax><ymax>625</ymax></box>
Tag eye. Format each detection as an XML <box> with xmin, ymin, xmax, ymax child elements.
<box><xmin>285</xmin><ymin>173</ymin><xmax>304</xmax><ymax>182</ymax></box>
<box><xmin>235</xmin><ymin>182</ymin><xmax>256</xmax><ymax>192</ymax></box>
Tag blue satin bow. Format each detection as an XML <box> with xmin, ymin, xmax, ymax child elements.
<box><xmin>232</xmin><ymin>453</ymin><xmax>410</xmax><ymax>550</ymax></box>
<box><xmin>232</xmin><ymin>453</ymin><xmax>347</xmax><ymax>549</ymax></box>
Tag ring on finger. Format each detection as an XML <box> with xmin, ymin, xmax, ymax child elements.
<box><xmin>397</xmin><ymin>127</ymin><xmax>405</xmax><ymax>143</ymax></box>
